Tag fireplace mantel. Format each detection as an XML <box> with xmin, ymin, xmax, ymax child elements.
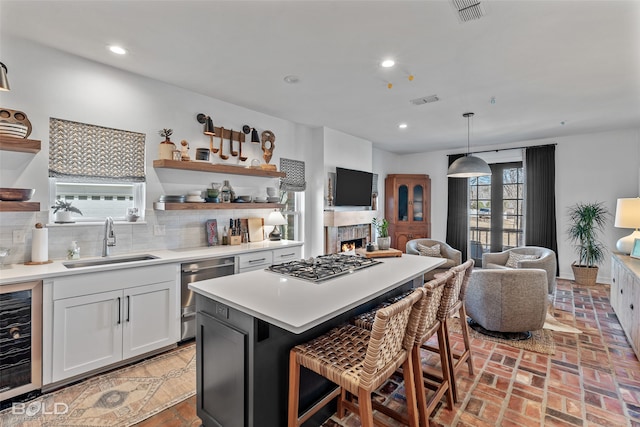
<box><xmin>323</xmin><ymin>210</ymin><xmax>377</xmax><ymax>227</ymax></box>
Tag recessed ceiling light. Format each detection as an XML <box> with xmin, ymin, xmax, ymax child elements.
<box><xmin>108</xmin><ymin>45</ymin><xmax>127</xmax><ymax>55</ymax></box>
<box><xmin>381</xmin><ymin>59</ymin><xmax>395</xmax><ymax>68</ymax></box>
<box><xmin>283</xmin><ymin>75</ymin><xmax>300</xmax><ymax>84</ymax></box>
<box><xmin>398</xmin><ymin>123</ymin><xmax>408</xmax><ymax>129</ymax></box>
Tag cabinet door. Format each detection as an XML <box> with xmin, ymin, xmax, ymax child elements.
<box><xmin>632</xmin><ymin>276</ymin><xmax>640</xmax><ymax>356</ymax></box>
<box><xmin>397</xmin><ymin>182</ymin><xmax>410</xmax><ymax>222</ymax></box>
<box><xmin>122</xmin><ymin>281</ymin><xmax>177</xmax><ymax>359</ymax></box>
<box><xmin>196</xmin><ymin>311</ymin><xmax>246</xmax><ymax>427</ymax></box>
<box><xmin>238</xmin><ymin>250</ymin><xmax>273</xmax><ymax>273</ymax></box>
<box><xmin>610</xmin><ymin>257</ymin><xmax>621</xmax><ymax>310</ymax></box>
<box><xmin>411</xmin><ymin>183</ymin><xmax>425</xmax><ymax>223</ymax></box>
<box><xmin>394</xmin><ymin>233</ymin><xmax>410</xmax><ymax>252</ymax></box>
<box><xmin>272</xmin><ymin>247</ymin><xmax>302</xmax><ymax>264</ymax></box>
<box><xmin>52</xmin><ymin>290</ymin><xmax>122</xmax><ymax>382</ymax></box>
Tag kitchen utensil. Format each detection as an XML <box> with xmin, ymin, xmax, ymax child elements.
<box><xmin>0</xmin><ymin>188</ymin><xmax>35</xmax><ymax>201</ymax></box>
<box><xmin>229</xmin><ymin>129</ymin><xmax>238</xmax><ymax>156</ymax></box>
<box><xmin>248</xmin><ymin>217</ymin><xmax>264</xmax><ymax>242</ymax></box>
<box><xmin>219</xmin><ymin>126</ymin><xmax>228</xmax><ymax>160</ymax></box>
<box><xmin>238</xmin><ymin>130</ymin><xmax>248</xmax><ymax>161</ymax></box>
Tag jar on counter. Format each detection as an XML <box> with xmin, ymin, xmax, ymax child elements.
<box><xmin>67</xmin><ymin>241</ymin><xmax>80</xmax><ymax>260</ymax></box>
<box><xmin>221</xmin><ymin>180</ymin><xmax>231</xmax><ymax>203</ymax></box>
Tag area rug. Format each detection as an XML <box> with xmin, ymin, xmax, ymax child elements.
<box><xmin>449</xmin><ymin>317</ymin><xmax>556</xmax><ymax>355</ymax></box>
<box><xmin>0</xmin><ymin>343</ymin><xmax>196</xmax><ymax>427</ymax></box>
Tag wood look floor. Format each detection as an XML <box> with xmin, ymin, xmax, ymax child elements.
<box><xmin>134</xmin><ymin>279</ymin><xmax>640</xmax><ymax>427</ymax></box>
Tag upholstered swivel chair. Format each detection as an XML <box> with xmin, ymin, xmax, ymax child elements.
<box><xmin>482</xmin><ymin>246</ymin><xmax>557</xmax><ymax>294</ymax></box>
<box><xmin>465</xmin><ymin>269</ymin><xmax>548</xmax><ymax>339</ymax></box>
<box><xmin>406</xmin><ymin>239</ymin><xmax>462</xmax><ymax>281</ymax></box>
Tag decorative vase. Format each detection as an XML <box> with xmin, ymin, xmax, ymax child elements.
<box><xmin>159</xmin><ymin>138</ymin><xmax>176</xmax><ymax>160</ymax></box>
<box><xmin>55</xmin><ymin>211</ymin><xmax>73</xmax><ymax>223</ymax></box>
<box><xmin>571</xmin><ymin>263</ymin><xmax>598</xmax><ymax>286</ymax></box>
<box><xmin>377</xmin><ymin>236</ymin><xmax>391</xmax><ymax>250</ymax></box>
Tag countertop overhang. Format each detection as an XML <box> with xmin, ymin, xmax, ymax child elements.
<box><xmin>189</xmin><ymin>254</ymin><xmax>445</xmax><ymax>334</ymax></box>
<box><xmin>0</xmin><ymin>240</ymin><xmax>303</xmax><ymax>284</ymax></box>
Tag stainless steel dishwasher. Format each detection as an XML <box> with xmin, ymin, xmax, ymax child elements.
<box><xmin>181</xmin><ymin>256</ymin><xmax>235</xmax><ymax>341</ymax></box>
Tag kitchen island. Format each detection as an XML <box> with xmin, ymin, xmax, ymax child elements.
<box><xmin>189</xmin><ymin>254</ymin><xmax>445</xmax><ymax>427</ymax></box>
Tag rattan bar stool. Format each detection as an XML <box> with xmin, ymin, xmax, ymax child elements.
<box><xmin>422</xmin><ymin>259</ymin><xmax>475</xmax><ymax>402</ymax></box>
<box><xmin>287</xmin><ymin>288</ymin><xmax>426</xmax><ymax>427</ymax></box>
<box><xmin>352</xmin><ymin>273</ymin><xmax>455</xmax><ymax>427</ymax></box>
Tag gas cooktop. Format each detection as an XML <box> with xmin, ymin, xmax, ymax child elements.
<box><xmin>266</xmin><ymin>254</ymin><xmax>381</xmax><ymax>283</ymax></box>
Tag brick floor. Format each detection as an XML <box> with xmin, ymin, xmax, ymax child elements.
<box><xmin>134</xmin><ymin>279</ymin><xmax>640</xmax><ymax>427</ymax></box>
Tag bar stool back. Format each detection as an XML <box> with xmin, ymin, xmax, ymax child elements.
<box><xmin>287</xmin><ymin>288</ymin><xmax>426</xmax><ymax>427</ymax></box>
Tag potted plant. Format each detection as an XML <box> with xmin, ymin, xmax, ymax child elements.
<box><xmin>51</xmin><ymin>199</ymin><xmax>83</xmax><ymax>223</ymax></box>
<box><xmin>567</xmin><ymin>201</ymin><xmax>609</xmax><ymax>286</ymax></box>
<box><xmin>158</xmin><ymin>128</ymin><xmax>176</xmax><ymax>160</ymax></box>
<box><xmin>372</xmin><ymin>217</ymin><xmax>390</xmax><ymax>250</ymax></box>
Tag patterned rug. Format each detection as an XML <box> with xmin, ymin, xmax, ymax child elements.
<box><xmin>0</xmin><ymin>343</ymin><xmax>195</xmax><ymax>427</ymax></box>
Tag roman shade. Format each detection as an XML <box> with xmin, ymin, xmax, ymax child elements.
<box><xmin>279</xmin><ymin>157</ymin><xmax>306</xmax><ymax>192</ymax></box>
<box><xmin>49</xmin><ymin>117</ymin><xmax>146</xmax><ymax>183</ymax></box>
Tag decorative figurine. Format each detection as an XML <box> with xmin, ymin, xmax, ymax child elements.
<box><xmin>180</xmin><ymin>140</ymin><xmax>190</xmax><ymax>161</ymax></box>
<box><xmin>261</xmin><ymin>130</ymin><xmax>276</xmax><ymax>169</ymax></box>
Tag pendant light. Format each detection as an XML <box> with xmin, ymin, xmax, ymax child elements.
<box><xmin>447</xmin><ymin>112</ymin><xmax>491</xmax><ymax>178</ymax></box>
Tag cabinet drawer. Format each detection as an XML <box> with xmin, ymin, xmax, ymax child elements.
<box><xmin>237</xmin><ymin>251</ymin><xmax>272</xmax><ymax>270</ymax></box>
<box><xmin>272</xmin><ymin>247</ymin><xmax>301</xmax><ymax>264</ymax></box>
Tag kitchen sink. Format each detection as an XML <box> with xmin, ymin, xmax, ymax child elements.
<box><xmin>63</xmin><ymin>254</ymin><xmax>159</xmax><ymax>269</ymax></box>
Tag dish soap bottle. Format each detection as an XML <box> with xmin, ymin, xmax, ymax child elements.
<box><xmin>68</xmin><ymin>241</ymin><xmax>80</xmax><ymax>260</ymax></box>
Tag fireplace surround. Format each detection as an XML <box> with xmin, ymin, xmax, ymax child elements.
<box><xmin>324</xmin><ymin>210</ymin><xmax>376</xmax><ymax>254</ymax></box>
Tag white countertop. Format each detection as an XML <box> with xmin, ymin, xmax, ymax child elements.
<box><xmin>0</xmin><ymin>240</ymin><xmax>303</xmax><ymax>284</ymax></box>
<box><xmin>189</xmin><ymin>254</ymin><xmax>445</xmax><ymax>334</ymax></box>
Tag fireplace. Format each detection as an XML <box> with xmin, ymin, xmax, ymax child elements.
<box><xmin>324</xmin><ymin>210</ymin><xmax>376</xmax><ymax>254</ymax></box>
<box><xmin>341</xmin><ymin>238</ymin><xmax>366</xmax><ymax>253</ymax></box>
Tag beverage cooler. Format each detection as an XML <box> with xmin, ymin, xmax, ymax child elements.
<box><xmin>0</xmin><ymin>280</ymin><xmax>42</xmax><ymax>401</ymax></box>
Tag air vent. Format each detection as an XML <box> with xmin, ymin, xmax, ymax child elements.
<box><xmin>451</xmin><ymin>0</ymin><xmax>485</xmax><ymax>22</ymax></box>
<box><xmin>410</xmin><ymin>95</ymin><xmax>440</xmax><ymax>106</ymax></box>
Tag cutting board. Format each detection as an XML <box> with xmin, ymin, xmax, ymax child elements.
<box><xmin>248</xmin><ymin>217</ymin><xmax>264</xmax><ymax>242</ymax></box>
<box><xmin>356</xmin><ymin>248</ymin><xmax>402</xmax><ymax>258</ymax></box>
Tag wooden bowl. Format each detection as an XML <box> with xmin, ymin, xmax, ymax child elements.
<box><xmin>0</xmin><ymin>188</ymin><xmax>35</xmax><ymax>201</ymax></box>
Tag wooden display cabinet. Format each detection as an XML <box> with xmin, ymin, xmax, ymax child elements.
<box><xmin>385</xmin><ymin>174</ymin><xmax>431</xmax><ymax>252</ymax></box>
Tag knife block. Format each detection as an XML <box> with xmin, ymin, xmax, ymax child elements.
<box><xmin>229</xmin><ymin>235</ymin><xmax>242</xmax><ymax>246</ymax></box>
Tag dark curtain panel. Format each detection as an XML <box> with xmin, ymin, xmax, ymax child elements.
<box><xmin>525</xmin><ymin>145</ymin><xmax>558</xmax><ymax>272</ymax></box>
<box><xmin>446</xmin><ymin>154</ymin><xmax>469</xmax><ymax>260</ymax></box>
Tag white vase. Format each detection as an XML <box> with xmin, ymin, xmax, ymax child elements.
<box><xmin>377</xmin><ymin>236</ymin><xmax>391</xmax><ymax>250</ymax></box>
<box><xmin>55</xmin><ymin>211</ymin><xmax>73</xmax><ymax>223</ymax></box>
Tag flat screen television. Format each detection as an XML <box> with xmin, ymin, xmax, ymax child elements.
<box><xmin>334</xmin><ymin>167</ymin><xmax>373</xmax><ymax>207</ymax></box>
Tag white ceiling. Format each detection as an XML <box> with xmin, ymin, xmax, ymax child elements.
<box><xmin>2</xmin><ymin>0</ymin><xmax>639</xmax><ymax>154</ymax></box>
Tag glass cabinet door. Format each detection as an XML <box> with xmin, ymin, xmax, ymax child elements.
<box><xmin>412</xmin><ymin>185</ymin><xmax>424</xmax><ymax>222</ymax></box>
<box><xmin>398</xmin><ymin>184</ymin><xmax>409</xmax><ymax>221</ymax></box>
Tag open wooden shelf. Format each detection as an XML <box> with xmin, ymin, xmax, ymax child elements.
<box><xmin>154</xmin><ymin>202</ymin><xmax>284</xmax><ymax>211</ymax></box>
<box><xmin>153</xmin><ymin>159</ymin><xmax>285</xmax><ymax>178</ymax></box>
<box><xmin>0</xmin><ymin>136</ymin><xmax>41</xmax><ymax>153</ymax></box>
<box><xmin>0</xmin><ymin>201</ymin><xmax>40</xmax><ymax>212</ymax></box>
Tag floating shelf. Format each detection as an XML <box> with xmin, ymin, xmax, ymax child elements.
<box><xmin>154</xmin><ymin>202</ymin><xmax>284</xmax><ymax>211</ymax></box>
<box><xmin>153</xmin><ymin>159</ymin><xmax>285</xmax><ymax>178</ymax></box>
<box><xmin>0</xmin><ymin>201</ymin><xmax>40</xmax><ymax>212</ymax></box>
<box><xmin>0</xmin><ymin>136</ymin><xmax>41</xmax><ymax>153</ymax></box>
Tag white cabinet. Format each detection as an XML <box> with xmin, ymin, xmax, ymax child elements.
<box><xmin>237</xmin><ymin>251</ymin><xmax>273</xmax><ymax>273</ymax></box>
<box><xmin>611</xmin><ymin>254</ymin><xmax>640</xmax><ymax>359</ymax></box>
<box><xmin>49</xmin><ymin>264</ymin><xmax>178</xmax><ymax>383</ymax></box>
<box><xmin>272</xmin><ymin>247</ymin><xmax>302</xmax><ymax>264</ymax></box>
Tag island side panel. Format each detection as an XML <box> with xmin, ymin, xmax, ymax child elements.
<box><xmin>195</xmin><ymin>279</ymin><xmax>418</xmax><ymax>427</ymax></box>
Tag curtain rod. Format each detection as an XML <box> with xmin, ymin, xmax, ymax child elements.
<box><xmin>453</xmin><ymin>142</ymin><xmax>557</xmax><ymax>156</ymax></box>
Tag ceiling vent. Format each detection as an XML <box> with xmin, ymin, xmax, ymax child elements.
<box><xmin>410</xmin><ymin>95</ymin><xmax>440</xmax><ymax>106</ymax></box>
<box><xmin>451</xmin><ymin>0</ymin><xmax>485</xmax><ymax>22</ymax></box>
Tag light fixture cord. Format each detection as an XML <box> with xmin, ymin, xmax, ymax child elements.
<box><xmin>467</xmin><ymin>114</ymin><xmax>470</xmax><ymax>155</ymax></box>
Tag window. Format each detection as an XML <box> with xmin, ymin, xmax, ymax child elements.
<box><xmin>280</xmin><ymin>190</ymin><xmax>304</xmax><ymax>242</ymax></box>
<box><xmin>49</xmin><ymin>181</ymin><xmax>145</xmax><ymax>223</ymax></box>
<box><xmin>48</xmin><ymin>118</ymin><xmax>146</xmax><ymax>223</ymax></box>
<box><xmin>469</xmin><ymin>162</ymin><xmax>524</xmax><ymax>266</ymax></box>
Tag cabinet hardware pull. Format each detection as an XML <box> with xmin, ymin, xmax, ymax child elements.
<box><xmin>248</xmin><ymin>258</ymin><xmax>266</xmax><ymax>263</ymax></box>
<box><xmin>126</xmin><ymin>295</ymin><xmax>130</xmax><ymax>322</ymax></box>
<box><xmin>278</xmin><ymin>253</ymin><xmax>295</xmax><ymax>257</ymax></box>
<box><xmin>117</xmin><ymin>297</ymin><xmax>121</xmax><ymax>325</ymax></box>
<box><xmin>621</xmin><ymin>289</ymin><xmax>624</xmax><ymax>294</ymax></box>
<box><xmin>182</xmin><ymin>262</ymin><xmax>235</xmax><ymax>273</ymax></box>
<box><xmin>631</xmin><ymin>304</ymin><xmax>634</xmax><ymax>310</ymax></box>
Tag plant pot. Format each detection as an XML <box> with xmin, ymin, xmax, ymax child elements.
<box><xmin>377</xmin><ymin>236</ymin><xmax>391</xmax><ymax>250</ymax></box>
<box><xmin>571</xmin><ymin>262</ymin><xmax>598</xmax><ymax>286</ymax></box>
<box><xmin>55</xmin><ymin>211</ymin><xmax>73</xmax><ymax>223</ymax></box>
<box><xmin>159</xmin><ymin>139</ymin><xmax>176</xmax><ymax>160</ymax></box>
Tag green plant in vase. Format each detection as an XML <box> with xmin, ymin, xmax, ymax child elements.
<box><xmin>372</xmin><ymin>217</ymin><xmax>390</xmax><ymax>250</ymax></box>
<box><xmin>567</xmin><ymin>201</ymin><xmax>609</xmax><ymax>285</ymax></box>
<box><xmin>51</xmin><ymin>199</ymin><xmax>83</xmax><ymax>223</ymax></box>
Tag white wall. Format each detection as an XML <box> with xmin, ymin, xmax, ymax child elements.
<box><xmin>0</xmin><ymin>36</ymin><xmax>319</xmax><ymax>262</ymax></box>
<box><xmin>378</xmin><ymin>127</ymin><xmax>640</xmax><ymax>283</ymax></box>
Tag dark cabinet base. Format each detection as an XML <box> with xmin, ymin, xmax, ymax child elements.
<box><xmin>195</xmin><ymin>280</ymin><xmax>415</xmax><ymax>426</ymax></box>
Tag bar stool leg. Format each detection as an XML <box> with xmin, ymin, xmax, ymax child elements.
<box><xmin>358</xmin><ymin>389</ymin><xmax>374</xmax><ymax>427</ymax></box>
<box><xmin>287</xmin><ymin>351</ymin><xmax>301</xmax><ymax>427</ymax></box>
<box><xmin>459</xmin><ymin>306</ymin><xmax>474</xmax><ymax>376</ymax></box>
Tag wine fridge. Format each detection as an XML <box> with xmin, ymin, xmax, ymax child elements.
<box><xmin>0</xmin><ymin>280</ymin><xmax>42</xmax><ymax>401</ymax></box>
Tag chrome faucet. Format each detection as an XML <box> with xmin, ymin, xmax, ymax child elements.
<box><xmin>102</xmin><ymin>217</ymin><xmax>116</xmax><ymax>256</ymax></box>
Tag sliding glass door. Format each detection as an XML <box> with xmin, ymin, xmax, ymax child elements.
<box><xmin>469</xmin><ymin>162</ymin><xmax>524</xmax><ymax>266</ymax></box>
